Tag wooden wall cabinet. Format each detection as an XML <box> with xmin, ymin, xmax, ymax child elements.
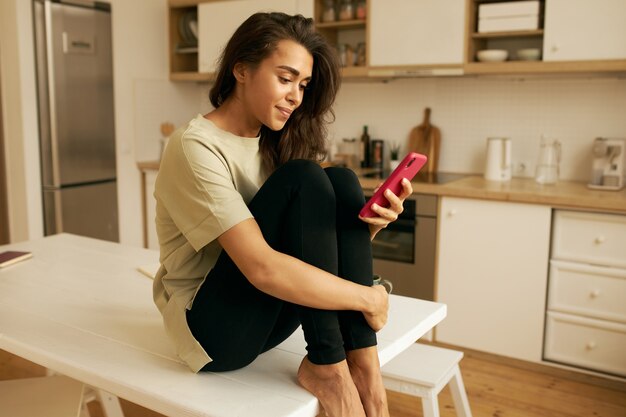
<box><xmin>169</xmin><ymin>0</ymin><xmax>313</xmax><ymax>81</ymax></box>
<box><xmin>169</xmin><ymin>4</ymin><xmax>203</xmax><ymax>81</ymax></box>
<box><xmin>369</xmin><ymin>0</ymin><xmax>465</xmax><ymax>68</ymax></box>
<box><xmin>168</xmin><ymin>0</ymin><xmax>626</xmax><ymax>82</ymax></box>
<box><xmin>199</xmin><ymin>0</ymin><xmax>313</xmax><ymax>74</ymax></box>
<box><xmin>465</xmin><ymin>0</ymin><xmax>626</xmax><ymax>75</ymax></box>
<box><xmin>542</xmin><ymin>0</ymin><xmax>626</xmax><ymax>62</ymax></box>
<box><xmin>312</xmin><ymin>0</ymin><xmax>369</xmax><ymax>79</ymax></box>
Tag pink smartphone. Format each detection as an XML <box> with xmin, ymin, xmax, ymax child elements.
<box><xmin>359</xmin><ymin>152</ymin><xmax>427</xmax><ymax>218</ymax></box>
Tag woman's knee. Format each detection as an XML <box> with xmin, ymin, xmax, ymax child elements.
<box><xmin>275</xmin><ymin>159</ymin><xmax>334</xmax><ymax>195</ymax></box>
<box><xmin>278</xmin><ymin>159</ymin><xmax>325</xmax><ymax>178</ymax></box>
<box><xmin>324</xmin><ymin>167</ymin><xmax>365</xmax><ymax>204</ymax></box>
<box><xmin>325</xmin><ymin>166</ymin><xmax>360</xmax><ymax>187</ymax></box>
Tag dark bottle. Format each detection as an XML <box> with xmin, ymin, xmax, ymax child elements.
<box><xmin>360</xmin><ymin>125</ymin><xmax>370</xmax><ymax>168</ymax></box>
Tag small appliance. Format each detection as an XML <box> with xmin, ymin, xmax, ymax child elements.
<box><xmin>588</xmin><ymin>138</ymin><xmax>625</xmax><ymax>191</ymax></box>
<box><xmin>484</xmin><ymin>137</ymin><xmax>512</xmax><ymax>181</ymax></box>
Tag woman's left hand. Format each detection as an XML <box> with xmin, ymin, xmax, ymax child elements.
<box><xmin>359</xmin><ymin>178</ymin><xmax>413</xmax><ymax>240</ymax></box>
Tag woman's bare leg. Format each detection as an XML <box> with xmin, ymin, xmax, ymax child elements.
<box><xmin>298</xmin><ymin>356</ymin><xmax>366</xmax><ymax>417</ymax></box>
<box><xmin>346</xmin><ymin>346</ymin><xmax>390</xmax><ymax>417</ymax></box>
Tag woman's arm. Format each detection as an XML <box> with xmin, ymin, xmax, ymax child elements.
<box><xmin>217</xmin><ymin>218</ymin><xmax>389</xmax><ymax>331</ymax></box>
<box><xmin>360</xmin><ymin>178</ymin><xmax>414</xmax><ymax>240</ymax></box>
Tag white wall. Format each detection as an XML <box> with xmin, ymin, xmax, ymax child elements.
<box><xmin>0</xmin><ymin>0</ymin><xmax>43</xmax><ymax>242</ymax></box>
<box><xmin>111</xmin><ymin>0</ymin><xmax>207</xmax><ymax>246</ymax></box>
<box><xmin>329</xmin><ymin>76</ymin><xmax>626</xmax><ymax>181</ymax></box>
<box><xmin>110</xmin><ymin>0</ymin><xmax>169</xmax><ymax>246</ymax></box>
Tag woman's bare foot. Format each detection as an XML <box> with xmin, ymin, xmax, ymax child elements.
<box><xmin>297</xmin><ymin>356</ymin><xmax>366</xmax><ymax>417</ymax></box>
<box><xmin>346</xmin><ymin>347</ymin><xmax>390</xmax><ymax>417</ymax></box>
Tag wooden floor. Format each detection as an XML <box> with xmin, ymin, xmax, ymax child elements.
<box><xmin>1</xmin><ymin>345</ymin><xmax>625</xmax><ymax>417</ymax></box>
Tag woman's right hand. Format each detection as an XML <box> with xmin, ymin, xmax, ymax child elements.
<box><xmin>363</xmin><ymin>285</ymin><xmax>389</xmax><ymax>332</ymax></box>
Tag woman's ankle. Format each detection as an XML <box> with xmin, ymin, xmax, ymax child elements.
<box><xmin>345</xmin><ymin>348</ymin><xmax>390</xmax><ymax>416</ymax></box>
<box><xmin>297</xmin><ymin>357</ymin><xmax>367</xmax><ymax>417</ymax></box>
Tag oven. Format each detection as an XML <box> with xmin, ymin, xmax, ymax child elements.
<box><xmin>365</xmin><ymin>192</ymin><xmax>438</xmax><ymax>301</ymax></box>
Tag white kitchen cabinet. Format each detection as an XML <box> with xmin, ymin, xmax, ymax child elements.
<box><xmin>198</xmin><ymin>0</ymin><xmax>313</xmax><ymax>73</ymax></box>
<box><xmin>551</xmin><ymin>210</ymin><xmax>626</xmax><ymax>269</ymax></box>
<box><xmin>544</xmin><ymin>210</ymin><xmax>626</xmax><ymax>377</ymax></box>
<box><xmin>369</xmin><ymin>0</ymin><xmax>465</xmax><ymax>67</ymax></box>
<box><xmin>543</xmin><ymin>0</ymin><xmax>626</xmax><ymax>61</ymax></box>
<box><xmin>435</xmin><ymin>197</ymin><xmax>551</xmax><ymax>362</ymax></box>
<box><xmin>544</xmin><ymin>312</ymin><xmax>626</xmax><ymax>377</ymax></box>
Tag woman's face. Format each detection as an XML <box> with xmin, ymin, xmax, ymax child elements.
<box><xmin>241</xmin><ymin>39</ymin><xmax>313</xmax><ymax>131</ymax></box>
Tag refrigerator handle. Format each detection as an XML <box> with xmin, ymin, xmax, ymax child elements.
<box><xmin>61</xmin><ymin>0</ymin><xmax>96</xmax><ymax>7</ymax></box>
<box><xmin>43</xmin><ymin>0</ymin><xmax>62</xmax><ymax>188</ymax></box>
<box><xmin>43</xmin><ymin>189</ymin><xmax>64</xmax><ymax>235</ymax></box>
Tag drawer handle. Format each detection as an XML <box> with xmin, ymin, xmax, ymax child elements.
<box><xmin>594</xmin><ymin>236</ymin><xmax>606</xmax><ymax>244</ymax></box>
<box><xmin>589</xmin><ymin>289</ymin><xmax>601</xmax><ymax>299</ymax></box>
<box><xmin>447</xmin><ymin>209</ymin><xmax>457</xmax><ymax>217</ymax></box>
<box><xmin>585</xmin><ymin>341</ymin><xmax>597</xmax><ymax>351</ymax></box>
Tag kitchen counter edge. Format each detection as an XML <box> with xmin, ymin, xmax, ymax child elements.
<box><xmin>358</xmin><ymin>175</ymin><xmax>626</xmax><ymax>215</ymax></box>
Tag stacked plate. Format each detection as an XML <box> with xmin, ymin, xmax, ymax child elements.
<box><xmin>476</xmin><ymin>49</ymin><xmax>508</xmax><ymax>62</ymax></box>
<box><xmin>516</xmin><ymin>48</ymin><xmax>541</xmax><ymax>61</ymax></box>
<box><xmin>178</xmin><ymin>11</ymin><xmax>197</xmax><ymax>48</ymax></box>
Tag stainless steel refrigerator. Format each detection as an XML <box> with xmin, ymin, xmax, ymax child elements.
<box><xmin>34</xmin><ymin>0</ymin><xmax>119</xmax><ymax>242</ymax></box>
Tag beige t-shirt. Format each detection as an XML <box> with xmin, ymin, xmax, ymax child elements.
<box><xmin>153</xmin><ymin>114</ymin><xmax>265</xmax><ymax>372</ymax></box>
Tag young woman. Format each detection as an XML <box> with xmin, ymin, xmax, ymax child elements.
<box><xmin>153</xmin><ymin>12</ymin><xmax>412</xmax><ymax>417</ymax></box>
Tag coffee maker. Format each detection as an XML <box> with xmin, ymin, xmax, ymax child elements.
<box><xmin>587</xmin><ymin>138</ymin><xmax>625</xmax><ymax>191</ymax></box>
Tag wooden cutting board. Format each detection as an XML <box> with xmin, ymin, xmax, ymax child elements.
<box><xmin>407</xmin><ymin>108</ymin><xmax>441</xmax><ymax>173</ymax></box>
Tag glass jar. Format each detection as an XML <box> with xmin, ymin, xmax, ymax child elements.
<box><xmin>337</xmin><ymin>44</ymin><xmax>347</xmax><ymax>67</ymax></box>
<box><xmin>322</xmin><ymin>0</ymin><xmax>336</xmax><ymax>22</ymax></box>
<box><xmin>356</xmin><ymin>0</ymin><xmax>366</xmax><ymax>20</ymax></box>
<box><xmin>339</xmin><ymin>0</ymin><xmax>354</xmax><ymax>21</ymax></box>
<box><xmin>355</xmin><ymin>42</ymin><xmax>366</xmax><ymax>66</ymax></box>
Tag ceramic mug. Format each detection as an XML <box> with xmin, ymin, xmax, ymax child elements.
<box><xmin>372</xmin><ymin>275</ymin><xmax>393</xmax><ymax>294</ymax></box>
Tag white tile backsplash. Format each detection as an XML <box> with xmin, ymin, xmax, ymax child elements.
<box><xmin>330</xmin><ymin>76</ymin><xmax>626</xmax><ymax>181</ymax></box>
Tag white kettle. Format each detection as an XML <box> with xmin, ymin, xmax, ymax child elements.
<box><xmin>484</xmin><ymin>137</ymin><xmax>512</xmax><ymax>181</ymax></box>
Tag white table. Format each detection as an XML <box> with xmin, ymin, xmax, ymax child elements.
<box><xmin>0</xmin><ymin>234</ymin><xmax>446</xmax><ymax>417</ymax></box>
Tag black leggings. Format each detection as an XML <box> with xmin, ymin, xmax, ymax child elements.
<box><xmin>186</xmin><ymin>160</ymin><xmax>376</xmax><ymax>372</ymax></box>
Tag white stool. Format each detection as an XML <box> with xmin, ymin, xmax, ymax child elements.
<box><xmin>0</xmin><ymin>375</ymin><xmax>84</xmax><ymax>417</ymax></box>
<box><xmin>382</xmin><ymin>343</ymin><xmax>472</xmax><ymax>417</ymax></box>
<box><xmin>44</xmin><ymin>369</ymin><xmax>125</xmax><ymax>417</ymax></box>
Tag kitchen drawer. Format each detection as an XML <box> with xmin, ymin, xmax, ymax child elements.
<box><xmin>548</xmin><ymin>260</ymin><xmax>626</xmax><ymax>324</ymax></box>
<box><xmin>544</xmin><ymin>311</ymin><xmax>626</xmax><ymax>377</ymax></box>
<box><xmin>552</xmin><ymin>210</ymin><xmax>626</xmax><ymax>269</ymax></box>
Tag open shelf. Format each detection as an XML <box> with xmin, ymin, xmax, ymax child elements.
<box><xmin>472</xmin><ymin>29</ymin><xmax>543</xmax><ymax>39</ymax></box>
<box><xmin>169</xmin><ymin>5</ymin><xmax>198</xmax><ymax>74</ymax></box>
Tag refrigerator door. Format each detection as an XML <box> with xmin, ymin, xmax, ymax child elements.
<box><xmin>37</xmin><ymin>1</ymin><xmax>116</xmax><ymax>187</ymax></box>
<box><xmin>43</xmin><ymin>181</ymin><xmax>119</xmax><ymax>242</ymax></box>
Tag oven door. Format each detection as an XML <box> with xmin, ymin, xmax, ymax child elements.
<box><xmin>368</xmin><ymin>196</ymin><xmax>437</xmax><ymax>301</ymax></box>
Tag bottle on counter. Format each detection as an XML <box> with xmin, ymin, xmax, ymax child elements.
<box><xmin>360</xmin><ymin>125</ymin><xmax>370</xmax><ymax>168</ymax></box>
<box><xmin>370</xmin><ymin>139</ymin><xmax>384</xmax><ymax>172</ymax></box>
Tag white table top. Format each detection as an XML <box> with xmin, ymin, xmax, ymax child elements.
<box><xmin>0</xmin><ymin>234</ymin><xmax>446</xmax><ymax>417</ymax></box>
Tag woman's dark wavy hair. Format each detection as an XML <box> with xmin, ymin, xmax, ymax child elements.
<box><xmin>209</xmin><ymin>12</ymin><xmax>341</xmax><ymax>173</ymax></box>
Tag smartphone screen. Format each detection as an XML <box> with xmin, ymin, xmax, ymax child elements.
<box><xmin>359</xmin><ymin>152</ymin><xmax>427</xmax><ymax>218</ymax></box>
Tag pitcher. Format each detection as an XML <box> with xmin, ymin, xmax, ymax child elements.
<box><xmin>535</xmin><ymin>136</ymin><xmax>561</xmax><ymax>185</ymax></box>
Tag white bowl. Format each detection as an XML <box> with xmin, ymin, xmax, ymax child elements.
<box><xmin>476</xmin><ymin>49</ymin><xmax>508</xmax><ymax>62</ymax></box>
<box><xmin>516</xmin><ymin>48</ymin><xmax>541</xmax><ymax>61</ymax></box>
